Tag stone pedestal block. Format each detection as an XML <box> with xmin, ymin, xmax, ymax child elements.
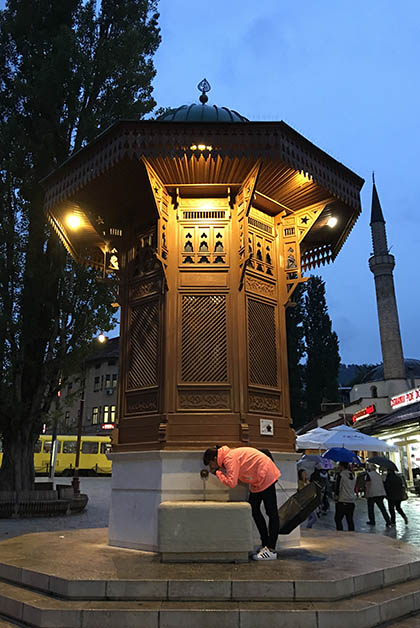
<box><xmin>108</xmin><ymin>450</ymin><xmax>300</xmax><ymax>552</ymax></box>
<box><xmin>159</xmin><ymin>501</ymin><xmax>252</xmax><ymax>562</ymax></box>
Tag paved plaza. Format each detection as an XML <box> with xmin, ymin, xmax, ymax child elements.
<box><xmin>2</xmin><ymin>477</ymin><xmax>420</xmax><ymax>545</ymax></box>
<box><xmin>1</xmin><ymin>478</ymin><xmax>420</xmax><ymax>626</ymax></box>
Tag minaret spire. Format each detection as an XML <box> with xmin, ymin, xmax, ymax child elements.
<box><xmin>370</xmin><ymin>172</ymin><xmax>385</xmax><ymax>226</ymax></box>
<box><xmin>368</xmin><ymin>178</ymin><xmax>405</xmax><ymax>380</ymax></box>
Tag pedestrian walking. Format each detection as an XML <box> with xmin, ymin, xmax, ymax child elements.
<box><xmin>203</xmin><ymin>445</ymin><xmax>280</xmax><ymax>560</ymax></box>
<box><xmin>384</xmin><ymin>469</ymin><xmax>408</xmax><ymax>525</ymax></box>
<box><xmin>364</xmin><ymin>465</ymin><xmax>392</xmax><ymax>527</ymax></box>
<box><xmin>333</xmin><ymin>462</ymin><xmax>356</xmax><ymax>531</ymax></box>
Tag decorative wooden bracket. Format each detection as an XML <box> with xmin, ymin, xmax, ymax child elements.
<box><xmin>235</xmin><ymin>161</ymin><xmax>262</xmax><ymax>217</ymax></box>
<box><xmin>239</xmin><ymin>254</ymin><xmax>253</xmax><ymax>291</ymax></box>
<box><xmin>154</xmin><ymin>251</ymin><xmax>169</xmax><ymax>292</ymax></box>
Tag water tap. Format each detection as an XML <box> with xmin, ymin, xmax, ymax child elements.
<box><xmin>200</xmin><ymin>468</ymin><xmax>209</xmax><ymax>501</ymax></box>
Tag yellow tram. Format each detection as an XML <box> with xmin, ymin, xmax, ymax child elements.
<box><xmin>0</xmin><ymin>435</ymin><xmax>112</xmax><ymax>476</ymax></box>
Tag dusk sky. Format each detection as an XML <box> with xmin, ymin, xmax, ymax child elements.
<box><xmin>152</xmin><ymin>0</ymin><xmax>420</xmax><ymax>366</ymax></box>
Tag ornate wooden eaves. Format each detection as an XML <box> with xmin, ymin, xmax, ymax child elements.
<box><xmin>42</xmin><ymin>121</ymin><xmax>363</xmax><ymax>216</ymax></box>
<box><xmin>42</xmin><ymin>121</ymin><xmax>364</xmax><ymax>271</ymax></box>
<box><xmin>277</xmin><ymin>201</ymin><xmax>333</xmax><ymax>301</ymax></box>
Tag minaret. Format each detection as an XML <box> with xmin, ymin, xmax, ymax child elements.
<box><xmin>368</xmin><ymin>175</ymin><xmax>406</xmax><ymax>380</ymax></box>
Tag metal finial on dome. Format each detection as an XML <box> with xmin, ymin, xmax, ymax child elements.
<box><xmin>197</xmin><ymin>78</ymin><xmax>211</xmax><ymax>104</ymax></box>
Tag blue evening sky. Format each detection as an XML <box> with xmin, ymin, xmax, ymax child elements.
<box><xmin>152</xmin><ymin>0</ymin><xmax>420</xmax><ymax>365</ymax></box>
<box><xmin>2</xmin><ymin>1</ymin><xmax>418</xmax><ymax>365</ymax></box>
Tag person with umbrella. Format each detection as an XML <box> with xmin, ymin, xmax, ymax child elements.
<box><xmin>333</xmin><ymin>462</ymin><xmax>356</xmax><ymax>531</ymax></box>
<box><xmin>323</xmin><ymin>448</ymin><xmax>360</xmax><ymax>530</ymax></box>
<box><xmin>369</xmin><ymin>457</ymin><xmax>409</xmax><ymax>526</ymax></box>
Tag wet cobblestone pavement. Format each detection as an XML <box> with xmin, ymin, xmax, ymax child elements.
<box><xmin>308</xmin><ymin>493</ymin><xmax>420</xmax><ymax>545</ymax></box>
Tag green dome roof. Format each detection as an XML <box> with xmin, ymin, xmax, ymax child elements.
<box><xmin>157</xmin><ymin>103</ymin><xmax>249</xmax><ymax>123</ymax></box>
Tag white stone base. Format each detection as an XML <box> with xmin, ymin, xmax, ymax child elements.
<box><xmin>108</xmin><ymin>450</ymin><xmax>300</xmax><ymax>552</ymax></box>
<box><xmin>159</xmin><ymin>501</ymin><xmax>253</xmax><ymax>562</ymax></box>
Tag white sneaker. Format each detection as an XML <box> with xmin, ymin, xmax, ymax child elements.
<box><xmin>252</xmin><ymin>546</ymin><xmax>277</xmax><ymax>561</ymax></box>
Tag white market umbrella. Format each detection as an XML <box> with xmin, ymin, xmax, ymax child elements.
<box><xmin>322</xmin><ymin>425</ymin><xmax>397</xmax><ymax>452</ymax></box>
<box><xmin>295</xmin><ymin>427</ymin><xmax>330</xmax><ymax>450</ymax></box>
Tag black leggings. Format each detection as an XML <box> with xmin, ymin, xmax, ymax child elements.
<box><xmin>248</xmin><ymin>482</ymin><xmax>279</xmax><ymax>550</ymax></box>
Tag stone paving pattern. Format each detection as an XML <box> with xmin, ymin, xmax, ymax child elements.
<box><xmin>2</xmin><ymin>526</ymin><xmax>420</xmax><ymax>590</ymax></box>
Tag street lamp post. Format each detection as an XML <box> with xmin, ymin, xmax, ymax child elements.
<box><xmin>72</xmin><ymin>383</ymin><xmax>85</xmax><ymax>496</ymax></box>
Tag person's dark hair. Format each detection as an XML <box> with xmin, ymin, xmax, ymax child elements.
<box><xmin>203</xmin><ymin>446</ymin><xmax>219</xmax><ymax>466</ymax></box>
<box><xmin>339</xmin><ymin>462</ymin><xmax>349</xmax><ymax>469</ymax></box>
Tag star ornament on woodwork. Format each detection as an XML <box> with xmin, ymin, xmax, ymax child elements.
<box><xmin>301</xmin><ymin>216</ymin><xmax>309</xmax><ymax>224</ymax></box>
<box><xmin>197</xmin><ymin>78</ymin><xmax>211</xmax><ymax>104</ymax></box>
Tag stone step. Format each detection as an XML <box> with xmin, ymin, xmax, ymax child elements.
<box><xmin>1</xmin><ymin>576</ymin><xmax>420</xmax><ymax>628</ymax></box>
<box><xmin>1</xmin><ymin>556</ymin><xmax>419</xmax><ymax>603</ymax></box>
<box><xmin>379</xmin><ymin>614</ymin><xmax>420</xmax><ymax>627</ymax></box>
<box><xmin>0</xmin><ymin>618</ymin><xmax>23</xmax><ymax>628</ymax></box>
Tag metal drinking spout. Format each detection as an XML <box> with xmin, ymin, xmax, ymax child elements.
<box><xmin>200</xmin><ymin>468</ymin><xmax>209</xmax><ymax>501</ymax></box>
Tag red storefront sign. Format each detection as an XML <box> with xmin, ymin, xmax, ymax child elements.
<box><xmin>390</xmin><ymin>387</ymin><xmax>420</xmax><ymax>410</ymax></box>
<box><xmin>352</xmin><ymin>404</ymin><xmax>376</xmax><ymax>423</ymax></box>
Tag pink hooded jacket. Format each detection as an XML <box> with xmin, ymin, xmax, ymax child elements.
<box><xmin>216</xmin><ymin>446</ymin><xmax>281</xmax><ymax>493</ymax></box>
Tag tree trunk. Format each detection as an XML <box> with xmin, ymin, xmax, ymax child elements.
<box><xmin>0</xmin><ymin>426</ymin><xmax>36</xmax><ymax>491</ymax></box>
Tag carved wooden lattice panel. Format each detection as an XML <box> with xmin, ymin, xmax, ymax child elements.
<box><xmin>128</xmin><ymin>301</ymin><xmax>159</xmax><ymax>389</ymax></box>
<box><xmin>247</xmin><ymin>299</ymin><xmax>278</xmax><ymax>387</ymax></box>
<box><xmin>181</xmin><ymin>295</ymin><xmax>227</xmax><ymax>382</ymax></box>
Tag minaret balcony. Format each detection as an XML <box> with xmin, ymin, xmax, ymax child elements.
<box><xmin>369</xmin><ymin>253</ymin><xmax>395</xmax><ymax>274</ymax></box>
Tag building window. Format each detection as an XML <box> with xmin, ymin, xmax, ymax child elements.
<box><xmin>108</xmin><ymin>359</ymin><xmax>117</xmax><ymax>366</ymax></box>
<box><xmin>95</xmin><ymin>362</ymin><xmax>101</xmax><ymax>369</ymax></box>
<box><xmin>112</xmin><ymin>374</ymin><xmax>117</xmax><ymax>388</ymax></box>
<box><xmin>92</xmin><ymin>407</ymin><xmax>99</xmax><ymax>424</ymax></box>
<box><xmin>64</xmin><ymin>411</ymin><xmax>70</xmax><ymax>421</ymax></box>
<box><xmin>94</xmin><ymin>376</ymin><xmax>100</xmax><ymax>392</ymax></box>
<box><xmin>370</xmin><ymin>385</ymin><xmax>378</xmax><ymax>398</ymax></box>
<box><xmin>105</xmin><ymin>374</ymin><xmax>111</xmax><ymax>388</ymax></box>
<box><xmin>103</xmin><ymin>405</ymin><xmax>110</xmax><ymax>423</ymax></box>
<box><xmin>110</xmin><ymin>405</ymin><xmax>116</xmax><ymax>423</ymax></box>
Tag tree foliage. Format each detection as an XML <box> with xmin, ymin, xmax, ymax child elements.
<box><xmin>285</xmin><ymin>283</ymin><xmax>306</xmax><ymax>428</ymax></box>
<box><xmin>0</xmin><ymin>0</ymin><xmax>161</xmax><ymax>490</ymax></box>
<box><xmin>303</xmin><ymin>276</ymin><xmax>340</xmax><ymax>416</ymax></box>
<box><xmin>286</xmin><ymin>276</ymin><xmax>341</xmax><ymax>428</ymax></box>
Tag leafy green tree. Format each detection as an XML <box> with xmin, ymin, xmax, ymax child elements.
<box><xmin>303</xmin><ymin>276</ymin><xmax>340</xmax><ymax>417</ymax></box>
<box><xmin>0</xmin><ymin>0</ymin><xmax>161</xmax><ymax>490</ymax></box>
<box><xmin>286</xmin><ymin>283</ymin><xmax>306</xmax><ymax>428</ymax></box>
<box><xmin>286</xmin><ymin>276</ymin><xmax>341</xmax><ymax>428</ymax></box>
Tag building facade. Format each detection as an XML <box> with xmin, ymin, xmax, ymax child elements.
<box><xmin>53</xmin><ymin>337</ymin><xmax>119</xmax><ymax>436</ymax></box>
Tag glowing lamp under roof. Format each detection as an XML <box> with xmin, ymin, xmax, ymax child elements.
<box><xmin>66</xmin><ymin>213</ymin><xmax>81</xmax><ymax>230</ymax></box>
